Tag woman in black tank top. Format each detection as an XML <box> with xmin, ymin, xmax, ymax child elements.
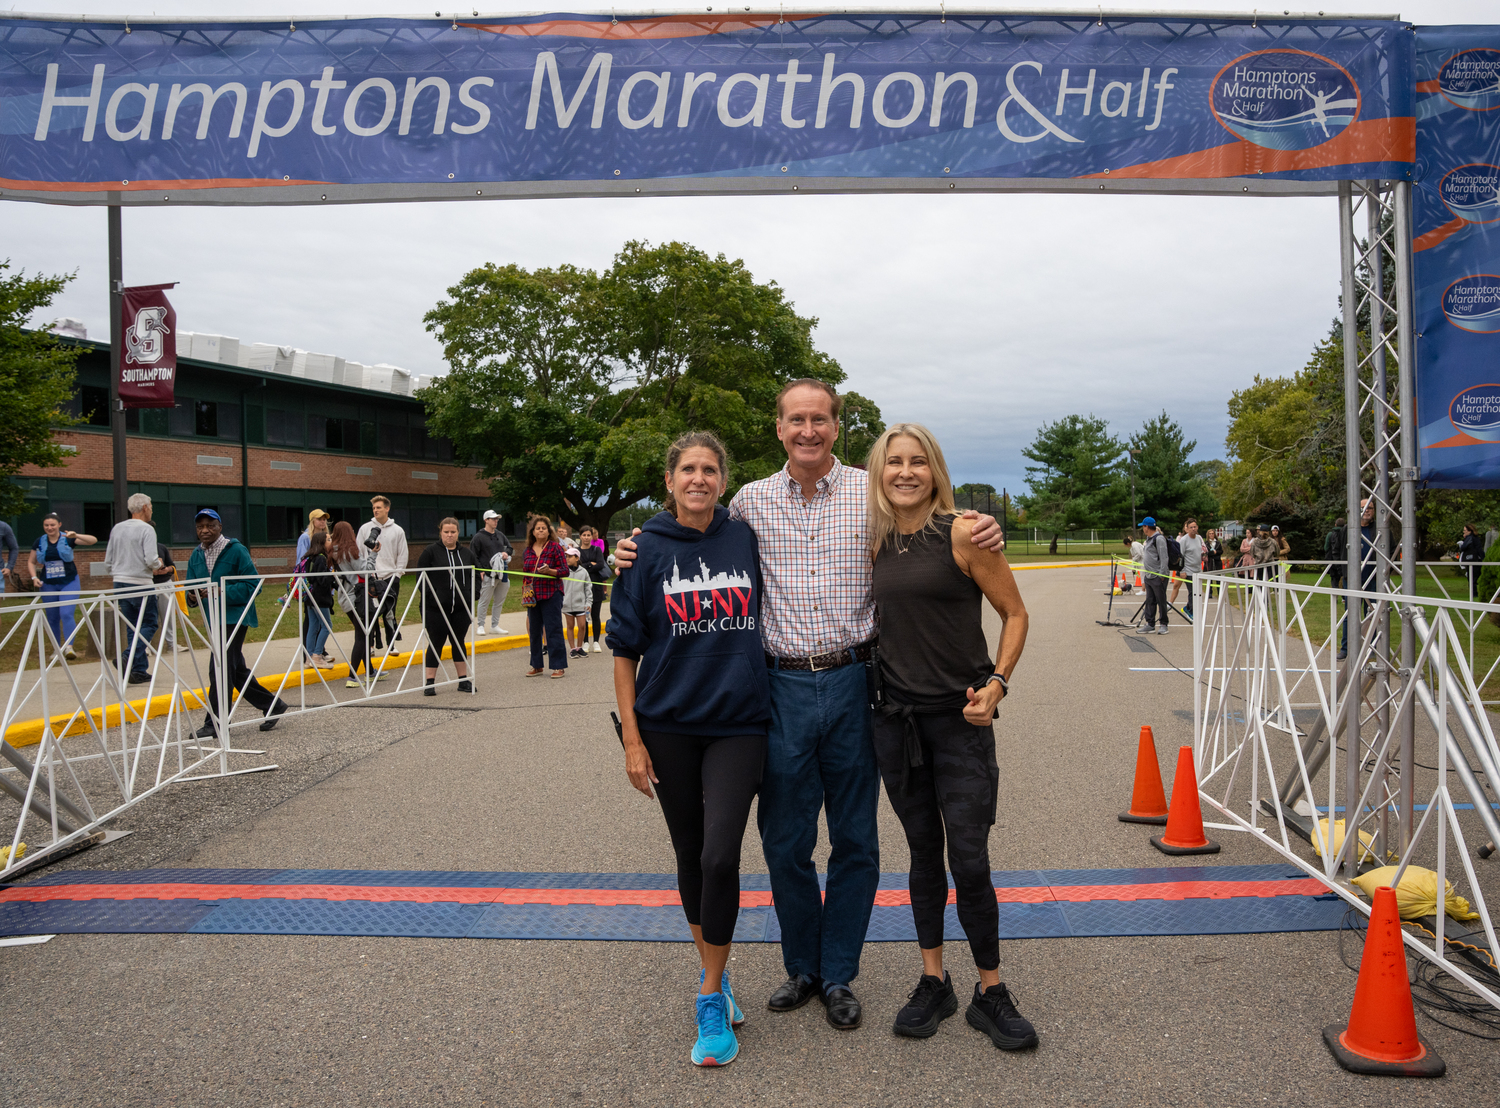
<box><xmin>866</xmin><ymin>423</ymin><xmax>1035</xmax><ymax>1051</ymax></box>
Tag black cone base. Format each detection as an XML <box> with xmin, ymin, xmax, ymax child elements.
<box><xmin>1118</xmin><ymin>812</ymin><xmax>1170</xmax><ymax>825</ymax></box>
<box><xmin>1322</xmin><ymin>1024</ymin><xmax>1446</xmax><ymax>1078</ymax></box>
<box><xmin>1149</xmin><ymin>835</ymin><xmax>1220</xmax><ymax>855</ymax></box>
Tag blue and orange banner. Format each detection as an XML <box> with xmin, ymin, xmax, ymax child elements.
<box><xmin>0</xmin><ymin>12</ymin><xmax>1414</xmax><ymax>201</ymax></box>
<box><xmin>1413</xmin><ymin>28</ymin><xmax>1500</xmax><ymax>487</ymax></box>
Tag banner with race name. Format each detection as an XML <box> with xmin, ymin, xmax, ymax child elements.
<box><xmin>119</xmin><ymin>283</ymin><xmax>177</xmax><ymax>409</ymax></box>
<box><xmin>1413</xmin><ymin>28</ymin><xmax>1500</xmax><ymax>487</ymax></box>
<box><xmin>0</xmin><ymin>13</ymin><xmax>1414</xmax><ymax>201</ymax></box>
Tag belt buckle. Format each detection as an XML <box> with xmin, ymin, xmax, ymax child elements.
<box><xmin>808</xmin><ymin>651</ymin><xmax>829</xmax><ymax>672</ymax></box>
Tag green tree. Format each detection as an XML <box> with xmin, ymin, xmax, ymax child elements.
<box><xmin>422</xmin><ymin>241</ymin><xmax>865</xmax><ymax>533</ymax></box>
<box><xmin>0</xmin><ymin>262</ymin><xmax>80</xmax><ymax>518</ymax></box>
<box><xmin>1018</xmin><ymin>414</ymin><xmax>1124</xmax><ymax>534</ymax></box>
<box><xmin>836</xmin><ymin>391</ymin><xmax>885</xmax><ymax>466</ymax></box>
<box><xmin>1120</xmin><ymin>411</ymin><xmax>1220</xmax><ymax>530</ymax></box>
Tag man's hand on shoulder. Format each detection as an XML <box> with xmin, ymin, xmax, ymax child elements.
<box><xmin>961</xmin><ymin>511</ymin><xmax>1005</xmax><ymax>553</ymax></box>
<box><xmin>613</xmin><ymin>529</ymin><xmax>642</xmax><ymax>573</ymax></box>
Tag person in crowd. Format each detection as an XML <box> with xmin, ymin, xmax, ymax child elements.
<box><xmin>1251</xmin><ymin>525</ymin><xmax>1279</xmax><ymax>580</ymax></box>
<box><xmin>187</xmin><ymin>509</ymin><xmax>286</xmax><ymax>735</ymax></box>
<box><xmin>614</xmin><ymin>379</ymin><xmax>1004</xmax><ymax>1030</ymax></box>
<box><xmin>416</xmin><ymin>517</ymin><xmax>475</xmax><ymax>696</ymax></box>
<box><xmin>1200</xmin><ymin>528</ymin><xmax>1223</xmax><ymax>602</ymax></box>
<box><xmin>101</xmin><ymin>492</ymin><xmax>165</xmax><ymax>685</ymax></box>
<box><xmin>1174</xmin><ymin>518</ymin><xmax>1205</xmax><ymax>621</ymax></box>
<box><xmin>1324</xmin><ymin>517</ymin><xmax>1347</xmax><ymax>590</ymax></box>
<box><xmin>523</xmin><ymin>515</ymin><xmax>569</xmax><ymax>678</ymax></box>
<box><xmin>865</xmin><ymin>424</ymin><xmax>1036</xmax><ymax>1050</ymax></box>
<box><xmin>1486</xmin><ymin>523</ymin><xmax>1499</xmax><ymax>555</ymax></box>
<box><xmin>1458</xmin><ymin>522</ymin><xmax>1485</xmax><ymax>597</ymax></box>
<box><xmin>296</xmin><ymin>509</ymin><xmax>330</xmax><ymax>564</ymax></box>
<box><xmin>1236</xmin><ymin>531</ymin><xmax>1256</xmax><ymax>576</ymax></box>
<box><xmin>299</xmin><ymin>531</ymin><xmax>336</xmax><ymax>668</ymax></box>
<box><xmin>1136</xmin><ymin>516</ymin><xmax>1170</xmax><ymax>635</ymax></box>
<box><xmin>469</xmin><ymin>509</ymin><xmax>513</xmax><ymax>637</ymax></box>
<box><xmin>357</xmin><ymin>496</ymin><xmax>409</xmax><ymax>649</ymax></box>
<box><xmin>555</xmin><ymin>520</ymin><xmax>579</xmax><ymax>550</ymax></box>
<box><xmin>0</xmin><ymin>518</ymin><xmax>17</xmax><ymax>593</ymax></box>
<box><xmin>329</xmin><ymin>520</ymin><xmax>380</xmax><ymax>690</ymax></box>
<box><xmin>27</xmin><ymin>512</ymin><xmax>97</xmax><ymax>661</ymax></box>
<box><xmin>1118</xmin><ymin>536</ymin><xmax>1136</xmax><ymax>593</ymax></box>
<box><xmin>607</xmin><ymin>430</ymin><xmax>768</xmax><ymax>1067</ymax></box>
<box><xmin>577</xmin><ymin>525</ymin><xmax>610</xmax><ymax>653</ymax></box>
<box><xmin>562</xmin><ymin>547</ymin><xmax>593</xmax><ymax>658</ymax></box>
<box><xmin>153</xmin><ymin>541</ymin><xmax>184</xmax><ymax>653</ymax></box>
<box><xmin>1272</xmin><ymin>524</ymin><xmax>1291</xmax><ymax>562</ymax></box>
<box><xmin>1339</xmin><ymin>498</ymin><xmax>1384</xmax><ymax>660</ymax></box>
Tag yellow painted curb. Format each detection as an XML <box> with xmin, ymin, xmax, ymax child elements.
<box><xmin>1010</xmin><ymin>560</ymin><xmax>1112</xmax><ymax>571</ymax></box>
<box><xmin>2</xmin><ymin>629</ymin><xmax>539</xmax><ymax>749</ymax></box>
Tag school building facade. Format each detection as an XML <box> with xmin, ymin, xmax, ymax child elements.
<box><xmin>10</xmin><ymin>338</ymin><xmax>505</xmax><ymax>583</ymax></box>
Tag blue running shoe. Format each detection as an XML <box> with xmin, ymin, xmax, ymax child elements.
<box><xmin>691</xmin><ymin>992</ymin><xmax>739</xmax><ymax>1067</ymax></box>
<box><xmin>701</xmin><ymin>969</ymin><xmax>746</xmax><ymax>1027</ymax></box>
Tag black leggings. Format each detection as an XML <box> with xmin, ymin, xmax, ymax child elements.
<box><xmin>424</xmin><ymin>605</ymin><xmax>471</xmax><ymax>669</ymax></box>
<box><xmin>590</xmin><ymin>583</ymin><xmax>606</xmax><ymax>642</ymax></box>
<box><xmin>871</xmin><ymin>710</ymin><xmax>1000</xmax><ymax>971</ymax></box>
<box><xmin>640</xmin><ymin>729</ymin><xmax>765</xmax><ymax>947</ymax></box>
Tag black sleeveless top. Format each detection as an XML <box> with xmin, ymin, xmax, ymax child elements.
<box><xmin>871</xmin><ymin>515</ymin><xmax>994</xmax><ymax>708</ymax></box>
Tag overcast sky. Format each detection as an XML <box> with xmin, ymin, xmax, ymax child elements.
<box><xmin>4</xmin><ymin>1</ymin><xmax>1492</xmax><ymax>498</ymax></box>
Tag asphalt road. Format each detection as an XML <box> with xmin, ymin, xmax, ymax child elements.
<box><xmin>2</xmin><ymin>568</ymin><xmax>1496</xmax><ymax>1107</ymax></box>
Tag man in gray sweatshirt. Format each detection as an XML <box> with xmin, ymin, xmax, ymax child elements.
<box><xmin>102</xmin><ymin>493</ymin><xmax>164</xmax><ymax>684</ymax></box>
<box><xmin>1137</xmin><ymin>516</ymin><xmax>1171</xmax><ymax>635</ymax></box>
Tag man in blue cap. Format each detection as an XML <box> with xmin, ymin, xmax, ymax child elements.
<box><xmin>186</xmin><ymin>509</ymin><xmax>286</xmax><ymax>736</ymax></box>
<box><xmin>1136</xmin><ymin>517</ymin><xmax>1170</xmax><ymax>635</ymax></box>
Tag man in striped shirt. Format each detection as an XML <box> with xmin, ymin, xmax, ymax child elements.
<box><xmin>617</xmin><ymin>379</ymin><xmax>1002</xmax><ymax>1029</ymax></box>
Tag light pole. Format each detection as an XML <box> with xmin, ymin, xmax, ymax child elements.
<box><xmin>1129</xmin><ymin>449</ymin><xmax>1141</xmax><ymax>529</ymax></box>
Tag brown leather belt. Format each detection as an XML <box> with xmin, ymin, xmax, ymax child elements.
<box><xmin>766</xmin><ymin>641</ymin><xmax>875</xmax><ymax>672</ymax></box>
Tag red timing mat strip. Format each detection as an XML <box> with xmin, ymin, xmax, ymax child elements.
<box><xmin>0</xmin><ymin>878</ymin><xmax>1327</xmax><ymax>908</ymax></box>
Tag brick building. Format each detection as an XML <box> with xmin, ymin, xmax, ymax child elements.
<box><xmin>10</xmin><ymin>338</ymin><xmax>507</xmax><ymax>582</ymax></box>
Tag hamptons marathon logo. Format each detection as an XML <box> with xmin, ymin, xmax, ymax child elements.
<box><xmin>1451</xmin><ymin>385</ymin><xmax>1500</xmax><ymax>441</ymax></box>
<box><xmin>1439</xmin><ymin>49</ymin><xmax>1500</xmax><ymax>112</ymax></box>
<box><xmin>1211</xmin><ymin>49</ymin><xmax>1359</xmax><ymax>151</ymax></box>
<box><xmin>1440</xmin><ymin>164</ymin><xmax>1500</xmax><ymax>224</ymax></box>
<box><xmin>1443</xmin><ymin>275</ymin><xmax>1500</xmax><ymax>334</ymax></box>
<box><xmin>660</xmin><ymin>557</ymin><xmax>755</xmax><ymax>636</ymax></box>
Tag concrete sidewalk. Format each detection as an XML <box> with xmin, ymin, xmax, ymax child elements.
<box><xmin>0</xmin><ymin>568</ymin><xmax>1495</xmax><ymax>1107</ymax></box>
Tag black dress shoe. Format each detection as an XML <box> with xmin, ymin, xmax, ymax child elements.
<box><xmin>820</xmin><ymin>986</ymin><xmax>863</xmax><ymax>1030</ymax></box>
<box><xmin>194</xmin><ymin>720</ymin><xmax>217</xmax><ymax>739</ymax></box>
<box><xmin>259</xmin><ymin>700</ymin><xmax>288</xmax><ymax>732</ymax></box>
<box><xmin>767</xmin><ymin>974</ymin><xmax>822</xmax><ymax>1012</ymax></box>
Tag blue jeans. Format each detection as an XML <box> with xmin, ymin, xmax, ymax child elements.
<box><xmin>117</xmin><ymin>592</ymin><xmax>159</xmax><ymax>679</ymax></box>
<box><xmin>527</xmin><ymin>593</ymin><xmax>567</xmax><ymax>670</ymax></box>
<box><xmin>40</xmin><ymin>578</ymin><xmax>80</xmax><ymax>650</ymax></box>
<box><xmin>304</xmin><ymin>606</ymin><xmax>333</xmax><ymax>657</ymax></box>
<box><xmin>759</xmin><ymin>661</ymin><xmax>881</xmax><ymax>986</ymax></box>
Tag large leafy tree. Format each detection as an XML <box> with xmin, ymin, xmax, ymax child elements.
<box><xmin>1018</xmin><ymin>414</ymin><xmax>1124</xmax><ymax>534</ymax></box>
<box><xmin>422</xmin><ymin>241</ymin><xmax>863</xmax><ymax>533</ymax></box>
<box><xmin>1120</xmin><ymin>411</ymin><xmax>1220</xmax><ymax>529</ymax></box>
<box><xmin>0</xmin><ymin>262</ymin><xmax>80</xmax><ymax>518</ymax></box>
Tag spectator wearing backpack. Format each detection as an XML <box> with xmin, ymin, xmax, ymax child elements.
<box><xmin>469</xmin><ymin>510</ymin><xmax>514</xmax><ymax>636</ymax></box>
<box><xmin>1136</xmin><ymin>517</ymin><xmax>1171</xmax><ymax>635</ymax></box>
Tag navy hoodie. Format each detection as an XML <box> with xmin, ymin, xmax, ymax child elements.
<box><xmin>606</xmin><ymin>506</ymin><xmax>770</xmax><ymax>736</ymax></box>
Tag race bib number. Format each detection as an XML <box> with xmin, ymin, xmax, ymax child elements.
<box><xmin>44</xmin><ymin>560</ymin><xmax>65</xmax><ymax>580</ymax></box>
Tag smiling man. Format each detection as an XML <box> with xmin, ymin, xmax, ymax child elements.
<box><xmin>616</xmin><ymin>379</ymin><xmax>1003</xmax><ymax>1029</ymax></box>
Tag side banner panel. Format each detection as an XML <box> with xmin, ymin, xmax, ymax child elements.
<box><xmin>0</xmin><ymin>13</ymin><xmax>1412</xmax><ymax>201</ymax></box>
<box><xmin>119</xmin><ymin>283</ymin><xmax>176</xmax><ymax>409</ymax></box>
<box><xmin>1413</xmin><ymin>28</ymin><xmax>1500</xmax><ymax>487</ymax></box>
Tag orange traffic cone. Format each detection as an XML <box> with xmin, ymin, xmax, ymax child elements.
<box><xmin>1134</xmin><ymin>570</ymin><xmax>1143</xmax><ymax>588</ymax></box>
<box><xmin>1150</xmin><ymin>746</ymin><xmax>1220</xmax><ymax>855</ymax></box>
<box><xmin>1118</xmin><ymin>726</ymin><xmax>1170</xmax><ymax>825</ymax></box>
<box><xmin>1323</xmin><ymin>886</ymin><xmax>1445</xmax><ymax>1076</ymax></box>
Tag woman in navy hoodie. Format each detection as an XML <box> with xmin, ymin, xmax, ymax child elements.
<box><xmin>607</xmin><ymin>430</ymin><xmax>768</xmax><ymax>1068</ymax></box>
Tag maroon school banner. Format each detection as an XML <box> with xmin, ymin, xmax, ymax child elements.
<box><xmin>119</xmin><ymin>282</ymin><xmax>176</xmax><ymax>409</ymax></box>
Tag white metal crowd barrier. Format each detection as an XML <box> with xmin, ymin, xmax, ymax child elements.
<box><xmin>0</xmin><ymin>563</ymin><xmax>489</xmax><ymax>880</ymax></box>
<box><xmin>1192</xmin><ymin>568</ymin><xmax>1500</xmax><ymax>1010</ymax></box>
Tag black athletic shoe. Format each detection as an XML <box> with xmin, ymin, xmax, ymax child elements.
<box><xmin>966</xmin><ymin>982</ymin><xmax>1038</xmax><ymax>1050</ymax></box>
<box><xmin>194</xmin><ymin>720</ymin><xmax>217</xmax><ymax>739</ymax></box>
<box><xmin>423</xmin><ymin>683</ymin><xmax>436</xmax><ymax>697</ymax></box>
<box><xmin>259</xmin><ymin>700</ymin><xmax>288</xmax><ymax>733</ymax></box>
<box><xmin>457</xmin><ymin>679</ymin><xmax>472</xmax><ymax>693</ymax></box>
<box><xmin>893</xmin><ymin>972</ymin><xmax>958</xmax><ymax>1038</ymax></box>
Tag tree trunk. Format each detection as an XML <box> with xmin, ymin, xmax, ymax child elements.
<box><xmin>1049</xmin><ymin>534</ymin><xmax>1058</xmax><ymax>555</ymax></box>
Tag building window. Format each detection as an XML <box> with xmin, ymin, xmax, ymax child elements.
<box><xmin>140</xmin><ymin>408</ymin><xmax>169</xmax><ymax>435</ymax></box>
<box><xmin>79</xmin><ymin>385</ymin><xmax>111</xmax><ymax>427</ymax></box>
<box><xmin>83</xmin><ymin>502</ymin><xmax>113</xmax><ymax>539</ymax></box>
<box><xmin>169</xmin><ymin>401</ymin><xmax>195</xmax><ymax>437</ymax></box>
<box><xmin>266</xmin><ymin>505</ymin><xmax>303</xmax><ymax>542</ymax></box>
<box><xmin>379</xmin><ymin>420</ymin><xmax>409</xmax><ymax>456</ymax></box>
<box><xmin>360</xmin><ymin>421</ymin><xmax>377</xmax><ymax>454</ymax></box>
<box><xmin>266</xmin><ymin>408</ymin><xmax>305</xmax><ymax>447</ymax></box>
<box><xmin>195</xmin><ymin>401</ymin><xmax>218</xmax><ymax>438</ymax></box>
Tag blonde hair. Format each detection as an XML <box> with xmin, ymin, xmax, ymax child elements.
<box><xmin>866</xmin><ymin>423</ymin><xmax>957</xmax><ymax>556</ymax></box>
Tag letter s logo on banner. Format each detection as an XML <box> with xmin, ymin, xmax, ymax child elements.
<box><xmin>1438</xmin><ymin>48</ymin><xmax>1500</xmax><ymax>111</ymax></box>
<box><xmin>1439</xmin><ymin>164</ymin><xmax>1500</xmax><ymax>224</ymax></box>
<box><xmin>1210</xmin><ymin>49</ymin><xmax>1359</xmax><ymax>150</ymax></box>
<box><xmin>124</xmin><ymin>305</ymin><xmax>170</xmax><ymax>364</ymax></box>
<box><xmin>1442</xmin><ymin>275</ymin><xmax>1500</xmax><ymax>334</ymax></box>
<box><xmin>1450</xmin><ymin>385</ymin><xmax>1500</xmax><ymax>442</ymax></box>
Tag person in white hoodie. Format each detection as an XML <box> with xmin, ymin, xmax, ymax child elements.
<box><xmin>561</xmin><ymin>548</ymin><xmax>593</xmax><ymax>658</ymax></box>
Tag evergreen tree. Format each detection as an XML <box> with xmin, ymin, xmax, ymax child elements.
<box><xmin>1018</xmin><ymin>414</ymin><xmax>1124</xmax><ymax>533</ymax></box>
<box><xmin>0</xmin><ymin>262</ymin><xmax>80</xmax><ymax>518</ymax></box>
<box><xmin>1121</xmin><ymin>412</ymin><xmax>1220</xmax><ymax>530</ymax></box>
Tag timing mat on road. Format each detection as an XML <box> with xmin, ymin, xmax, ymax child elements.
<box><xmin>0</xmin><ymin>864</ymin><xmax>1347</xmax><ymax>942</ymax></box>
